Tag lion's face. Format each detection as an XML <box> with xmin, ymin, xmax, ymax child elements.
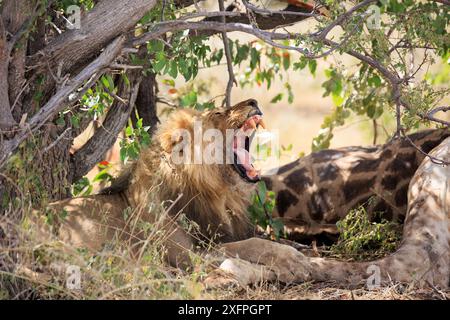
<box><xmin>158</xmin><ymin>99</ymin><xmax>265</xmax><ymax>185</ymax></box>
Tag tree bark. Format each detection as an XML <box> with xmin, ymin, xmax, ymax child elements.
<box><xmin>0</xmin><ymin>18</ymin><xmax>15</xmax><ymax>130</ymax></box>
<box><xmin>1</xmin><ymin>0</ymin><xmax>34</xmax><ymax>122</ymax></box>
<box><xmin>71</xmin><ymin>71</ymin><xmax>142</xmax><ymax>182</ymax></box>
<box><xmin>29</xmin><ymin>0</ymin><xmax>157</xmax><ymax>76</ymax></box>
<box><xmin>133</xmin><ymin>71</ymin><xmax>159</xmax><ymax>134</ymax></box>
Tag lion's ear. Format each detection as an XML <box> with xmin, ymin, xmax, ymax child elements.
<box><xmin>160</xmin><ymin>132</ymin><xmax>185</xmax><ymax>153</ymax></box>
<box><xmin>158</xmin><ymin>110</ymin><xmax>195</xmax><ymax>153</ymax></box>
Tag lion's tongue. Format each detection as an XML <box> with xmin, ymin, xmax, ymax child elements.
<box><xmin>233</xmin><ymin>142</ymin><xmax>258</xmax><ymax>179</ymax></box>
<box><xmin>234</xmin><ymin>147</ymin><xmax>253</xmax><ymax>171</ymax></box>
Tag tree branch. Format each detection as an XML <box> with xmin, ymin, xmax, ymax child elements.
<box><xmin>133</xmin><ymin>6</ymin><xmax>448</xmax><ymax>133</ymax></box>
<box><xmin>0</xmin><ymin>18</ymin><xmax>15</xmax><ymax>131</ymax></box>
<box><xmin>219</xmin><ymin>0</ymin><xmax>236</xmax><ymax>108</ymax></box>
<box><xmin>0</xmin><ymin>36</ymin><xmax>126</xmax><ymax>168</ymax></box>
<box><xmin>197</xmin><ymin>2</ymin><xmax>324</xmax><ymax>36</ymax></box>
<box><xmin>313</xmin><ymin>0</ymin><xmax>376</xmax><ymax>40</ymax></box>
<box><xmin>28</xmin><ymin>0</ymin><xmax>157</xmax><ymax>76</ymax></box>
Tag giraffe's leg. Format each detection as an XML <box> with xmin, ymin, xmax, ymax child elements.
<box><xmin>213</xmin><ymin>137</ymin><xmax>450</xmax><ymax>288</ymax></box>
<box><xmin>307</xmin><ymin>136</ymin><xmax>450</xmax><ymax>288</ymax></box>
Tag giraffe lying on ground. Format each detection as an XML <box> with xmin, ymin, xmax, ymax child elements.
<box><xmin>265</xmin><ymin>129</ymin><xmax>450</xmax><ymax>244</ymax></box>
<box><xmin>211</xmin><ymin>133</ymin><xmax>450</xmax><ymax>289</ymax></box>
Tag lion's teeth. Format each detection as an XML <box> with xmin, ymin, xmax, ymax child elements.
<box><xmin>258</xmin><ymin>119</ymin><xmax>266</xmax><ymax>129</ymax></box>
<box><xmin>248</xmin><ymin>119</ymin><xmax>257</xmax><ymax>130</ymax></box>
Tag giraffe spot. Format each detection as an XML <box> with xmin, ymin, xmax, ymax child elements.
<box><xmin>381</xmin><ymin>174</ymin><xmax>399</xmax><ymax>190</ymax></box>
<box><xmin>261</xmin><ymin>177</ymin><xmax>273</xmax><ymax>191</ymax></box>
<box><xmin>277</xmin><ymin>159</ymin><xmax>301</xmax><ymax>174</ymax></box>
<box><xmin>386</xmin><ymin>152</ymin><xmax>417</xmax><ymax>179</ymax></box>
<box><xmin>353</xmin><ymin>196</ymin><xmax>373</xmax><ymax>209</ymax></box>
<box><xmin>276</xmin><ymin>189</ymin><xmax>299</xmax><ymax>217</ymax></box>
<box><xmin>380</xmin><ymin>148</ymin><xmax>393</xmax><ymax>160</ymax></box>
<box><xmin>318</xmin><ymin>163</ymin><xmax>338</xmax><ymax>182</ymax></box>
<box><xmin>373</xmin><ymin>201</ymin><xmax>394</xmax><ymax>221</ymax></box>
<box><xmin>395</xmin><ymin>184</ymin><xmax>409</xmax><ymax>207</ymax></box>
<box><xmin>408</xmin><ymin>130</ymin><xmax>434</xmax><ymax>141</ymax></box>
<box><xmin>311</xmin><ymin>149</ymin><xmax>344</xmax><ymax>163</ymax></box>
<box><xmin>350</xmin><ymin>158</ymin><xmax>381</xmax><ymax>174</ymax></box>
<box><xmin>421</xmin><ymin>135</ymin><xmax>449</xmax><ymax>154</ymax></box>
<box><xmin>343</xmin><ymin>177</ymin><xmax>376</xmax><ymax>202</ymax></box>
<box><xmin>284</xmin><ymin>168</ymin><xmax>313</xmax><ymax>194</ymax></box>
<box><xmin>307</xmin><ymin>189</ymin><xmax>332</xmax><ymax>222</ymax></box>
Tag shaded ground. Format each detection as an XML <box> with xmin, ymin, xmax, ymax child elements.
<box><xmin>213</xmin><ymin>282</ymin><xmax>449</xmax><ymax>300</ymax></box>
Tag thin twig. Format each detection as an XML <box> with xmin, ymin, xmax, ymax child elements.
<box><xmin>372</xmin><ymin>119</ymin><xmax>378</xmax><ymax>145</ymax></box>
<box><xmin>218</xmin><ymin>0</ymin><xmax>236</xmax><ymax>108</ymax></box>
<box><xmin>400</xmin><ymin>128</ymin><xmax>450</xmax><ymax>165</ymax></box>
<box><xmin>43</xmin><ymin>127</ymin><xmax>72</xmax><ymax>153</ymax></box>
<box><xmin>103</xmin><ymin>86</ymin><xmax>128</xmax><ymax>105</ymax></box>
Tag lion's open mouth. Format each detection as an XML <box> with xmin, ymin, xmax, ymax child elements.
<box><xmin>232</xmin><ymin>114</ymin><xmax>266</xmax><ymax>183</ymax></box>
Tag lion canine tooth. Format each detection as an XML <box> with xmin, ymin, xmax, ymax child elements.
<box><xmin>258</xmin><ymin>119</ymin><xmax>266</xmax><ymax>129</ymax></box>
<box><xmin>248</xmin><ymin>119</ymin><xmax>257</xmax><ymax>130</ymax></box>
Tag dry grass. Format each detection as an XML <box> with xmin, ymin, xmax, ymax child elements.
<box><xmin>1</xmin><ymin>199</ymin><xmax>448</xmax><ymax>301</ymax></box>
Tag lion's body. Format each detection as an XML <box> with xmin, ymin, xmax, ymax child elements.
<box><xmin>39</xmin><ymin>101</ymin><xmax>260</xmax><ymax>267</ymax></box>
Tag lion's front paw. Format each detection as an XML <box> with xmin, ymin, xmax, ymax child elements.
<box><xmin>203</xmin><ymin>267</ymin><xmax>241</xmax><ymax>290</ymax></box>
<box><xmin>204</xmin><ymin>257</ymin><xmax>277</xmax><ymax>289</ymax></box>
<box><xmin>221</xmin><ymin>238</ymin><xmax>312</xmax><ymax>284</ymax></box>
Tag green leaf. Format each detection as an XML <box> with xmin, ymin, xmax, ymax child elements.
<box><xmin>168</xmin><ymin>60</ymin><xmax>178</xmax><ymax>78</ymax></box>
<box><xmin>180</xmin><ymin>91</ymin><xmax>198</xmax><ymax>107</ymax></box>
<box><xmin>250</xmin><ymin>47</ymin><xmax>260</xmax><ymax>69</ymax></box>
<box><xmin>368</xmin><ymin>75</ymin><xmax>382</xmax><ymax>87</ymax></box>
<box><xmin>282</xmin><ymin>54</ymin><xmax>290</xmax><ymax>71</ymax></box>
<box><xmin>153</xmin><ymin>54</ymin><xmax>167</xmax><ymax>73</ymax></box>
<box><xmin>270</xmin><ymin>93</ymin><xmax>283</xmax><ymax>103</ymax></box>
<box><xmin>70</xmin><ymin>115</ymin><xmax>80</xmax><ymax>129</ymax></box>
<box><xmin>308</xmin><ymin>60</ymin><xmax>317</xmax><ymax>76</ymax></box>
<box><xmin>93</xmin><ymin>169</ymin><xmax>112</xmax><ymax>183</ymax></box>
<box><xmin>163</xmin><ymin>79</ymin><xmax>175</xmax><ymax>87</ymax></box>
<box><xmin>257</xmin><ymin>181</ymin><xmax>267</xmax><ymax>203</ymax></box>
<box><xmin>293</xmin><ymin>57</ymin><xmax>308</xmax><ymax>71</ymax></box>
<box><xmin>148</xmin><ymin>39</ymin><xmax>164</xmax><ymax>54</ymax></box>
<box><xmin>106</xmin><ymin>75</ymin><xmax>115</xmax><ymax>90</ymax></box>
<box><xmin>122</xmin><ymin>73</ymin><xmax>130</xmax><ymax>87</ymax></box>
<box><xmin>56</xmin><ymin>116</ymin><xmax>65</xmax><ymax>127</ymax></box>
<box><xmin>125</xmin><ymin>126</ymin><xmax>133</xmax><ymax>137</ymax></box>
<box><xmin>367</xmin><ymin>103</ymin><xmax>376</xmax><ymax>118</ymax></box>
<box><xmin>332</xmin><ymin>94</ymin><xmax>344</xmax><ymax>106</ymax></box>
<box><xmin>271</xmin><ymin>219</ymin><xmax>285</xmax><ymax>240</ymax></box>
<box><xmin>101</xmin><ymin>76</ymin><xmax>110</xmax><ymax>89</ymax></box>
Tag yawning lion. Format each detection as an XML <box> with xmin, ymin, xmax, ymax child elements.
<box><xmin>37</xmin><ymin>99</ymin><xmax>266</xmax><ymax>267</ymax></box>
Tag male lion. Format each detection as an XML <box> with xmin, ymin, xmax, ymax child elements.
<box><xmin>37</xmin><ymin>99</ymin><xmax>265</xmax><ymax>268</ymax></box>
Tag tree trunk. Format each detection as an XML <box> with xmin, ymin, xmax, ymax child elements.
<box><xmin>132</xmin><ymin>71</ymin><xmax>159</xmax><ymax>133</ymax></box>
<box><xmin>0</xmin><ymin>0</ymin><xmax>159</xmax><ymax>210</ymax></box>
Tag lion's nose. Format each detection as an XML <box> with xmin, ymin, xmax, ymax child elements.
<box><xmin>248</xmin><ymin>101</ymin><xmax>263</xmax><ymax>117</ymax></box>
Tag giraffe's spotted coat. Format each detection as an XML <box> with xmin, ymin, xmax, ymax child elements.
<box><xmin>264</xmin><ymin>129</ymin><xmax>450</xmax><ymax>241</ymax></box>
